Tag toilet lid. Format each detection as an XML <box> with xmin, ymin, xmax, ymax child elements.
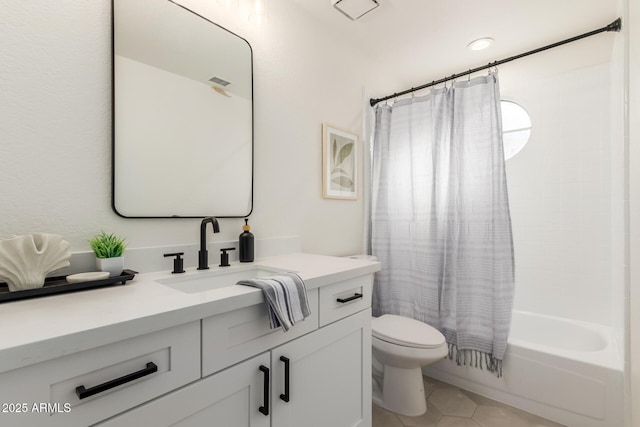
<box><xmin>372</xmin><ymin>314</ymin><xmax>446</xmax><ymax>349</ymax></box>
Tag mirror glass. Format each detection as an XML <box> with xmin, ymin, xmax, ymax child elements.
<box><xmin>113</xmin><ymin>0</ymin><xmax>253</xmax><ymax>217</ymax></box>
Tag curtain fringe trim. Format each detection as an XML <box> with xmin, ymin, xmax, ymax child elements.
<box><xmin>447</xmin><ymin>343</ymin><xmax>503</xmax><ymax>378</ymax></box>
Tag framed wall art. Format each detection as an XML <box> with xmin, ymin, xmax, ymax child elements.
<box><xmin>322</xmin><ymin>123</ymin><xmax>358</xmax><ymax>200</ymax></box>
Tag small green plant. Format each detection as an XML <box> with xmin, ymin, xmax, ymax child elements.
<box><xmin>89</xmin><ymin>231</ymin><xmax>126</xmax><ymax>259</ymax></box>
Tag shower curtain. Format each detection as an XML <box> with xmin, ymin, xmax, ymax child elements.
<box><xmin>370</xmin><ymin>72</ymin><xmax>514</xmax><ymax>376</ymax></box>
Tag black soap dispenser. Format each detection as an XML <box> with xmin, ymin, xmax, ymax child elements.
<box><xmin>239</xmin><ymin>218</ymin><xmax>254</xmax><ymax>263</ymax></box>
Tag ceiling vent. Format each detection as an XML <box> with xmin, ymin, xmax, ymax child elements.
<box><xmin>332</xmin><ymin>0</ymin><xmax>380</xmax><ymax>21</ymax></box>
<box><xmin>209</xmin><ymin>76</ymin><xmax>230</xmax><ymax>87</ymax></box>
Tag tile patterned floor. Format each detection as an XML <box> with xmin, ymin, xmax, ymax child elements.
<box><xmin>373</xmin><ymin>375</ymin><xmax>566</xmax><ymax>427</ymax></box>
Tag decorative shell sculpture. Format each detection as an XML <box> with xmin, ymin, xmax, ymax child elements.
<box><xmin>0</xmin><ymin>233</ymin><xmax>71</xmax><ymax>292</ymax></box>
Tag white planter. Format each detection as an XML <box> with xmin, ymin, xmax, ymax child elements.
<box><xmin>96</xmin><ymin>256</ymin><xmax>124</xmax><ymax>277</ymax></box>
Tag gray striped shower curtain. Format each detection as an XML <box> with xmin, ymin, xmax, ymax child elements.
<box><xmin>370</xmin><ymin>72</ymin><xmax>515</xmax><ymax>375</ymax></box>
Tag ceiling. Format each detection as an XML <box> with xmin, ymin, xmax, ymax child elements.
<box><xmin>294</xmin><ymin>0</ymin><xmax>621</xmax><ymax>92</ymax></box>
<box><xmin>116</xmin><ymin>0</ymin><xmax>252</xmax><ymax>100</ymax></box>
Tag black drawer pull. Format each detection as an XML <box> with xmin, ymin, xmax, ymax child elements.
<box><xmin>280</xmin><ymin>356</ymin><xmax>290</xmax><ymax>402</ymax></box>
<box><xmin>75</xmin><ymin>362</ymin><xmax>158</xmax><ymax>400</ymax></box>
<box><xmin>337</xmin><ymin>293</ymin><xmax>363</xmax><ymax>304</ymax></box>
<box><xmin>259</xmin><ymin>365</ymin><xmax>270</xmax><ymax>416</ymax></box>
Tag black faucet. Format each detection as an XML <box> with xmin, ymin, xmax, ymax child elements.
<box><xmin>198</xmin><ymin>217</ymin><xmax>220</xmax><ymax>270</ymax></box>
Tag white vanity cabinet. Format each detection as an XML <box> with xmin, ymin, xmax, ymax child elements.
<box><xmin>98</xmin><ymin>274</ymin><xmax>373</xmax><ymax>427</ymax></box>
<box><xmin>99</xmin><ymin>309</ymin><xmax>371</xmax><ymax>427</ymax></box>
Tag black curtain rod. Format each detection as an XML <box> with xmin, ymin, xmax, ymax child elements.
<box><xmin>369</xmin><ymin>18</ymin><xmax>622</xmax><ymax>107</ymax></box>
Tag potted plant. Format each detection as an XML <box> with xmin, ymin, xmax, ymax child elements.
<box><xmin>89</xmin><ymin>231</ymin><xmax>126</xmax><ymax>277</ymax></box>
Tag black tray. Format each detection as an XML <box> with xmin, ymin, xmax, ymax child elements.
<box><xmin>0</xmin><ymin>269</ymin><xmax>137</xmax><ymax>303</ymax></box>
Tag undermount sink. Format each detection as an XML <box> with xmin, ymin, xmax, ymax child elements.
<box><xmin>156</xmin><ymin>265</ymin><xmax>287</xmax><ymax>294</ymax></box>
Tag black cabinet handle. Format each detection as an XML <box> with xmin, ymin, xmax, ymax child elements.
<box><xmin>336</xmin><ymin>293</ymin><xmax>363</xmax><ymax>303</ymax></box>
<box><xmin>75</xmin><ymin>362</ymin><xmax>158</xmax><ymax>400</ymax></box>
<box><xmin>280</xmin><ymin>356</ymin><xmax>290</xmax><ymax>402</ymax></box>
<box><xmin>259</xmin><ymin>365</ymin><xmax>270</xmax><ymax>416</ymax></box>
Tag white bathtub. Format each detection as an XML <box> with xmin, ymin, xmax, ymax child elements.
<box><xmin>422</xmin><ymin>310</ymin><xmax>624</xmax><ymax>427</ymax></box>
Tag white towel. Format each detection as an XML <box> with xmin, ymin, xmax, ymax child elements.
<box><xmin>237</xmin><ymin>272</ymin><xmax>310</xmax><ymax>331</ymax></box>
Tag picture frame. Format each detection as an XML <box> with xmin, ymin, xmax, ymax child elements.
<box><xmin>322</xmin><ymin>123</ymin><xmax>358</xmax><ymax>200</ymax></box>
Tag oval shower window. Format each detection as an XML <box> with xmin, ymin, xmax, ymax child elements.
<box><xmin>501</xmin><ymin>100</ymin><xmax>532</xmax><ymax>160</ymax></box>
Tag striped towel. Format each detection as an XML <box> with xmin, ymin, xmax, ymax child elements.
<box><xmin>237</xmin><ymin>272</ymin><xmax>311</xmax><ymax>332</ymax></box>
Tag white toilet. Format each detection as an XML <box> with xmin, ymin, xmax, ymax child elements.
<box><xmin>372</xmin><ymin>314</ymin><xmax>448</xmax><ymax>416</ymax></box>
<box><xmin>347</xmin><ymin>255</ymin><xmax>448</xmax><ymax>416</ymax></box>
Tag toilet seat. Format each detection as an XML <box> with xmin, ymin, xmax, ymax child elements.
<box><xmin>372</xmin><ymin>314</ymin><xmax>445</xmax><ymax>349</ymax></box>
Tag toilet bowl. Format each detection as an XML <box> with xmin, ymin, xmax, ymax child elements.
<box><xmin>345</xmin><ymin>255</ymin><xmax>448</xmax><ymax>416</ymax></box>
<box><xmin>372</xmin><ymin>314</ymin><xmax>448</xmax><ymax>416</ymax></box>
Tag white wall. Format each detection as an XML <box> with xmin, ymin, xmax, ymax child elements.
<box><xmin>0</xmin><ymin>0</ymin><xmax>398</xmax><ymax>258</ymax></box>
<box><xmin>500</xmin><ymin>56</ymin><xmax>623</xmax><ymax>326</ymax></box>
<box><xmin>626</xmin><ymin>0</ymin><xmax>640</xmax><ymax>423</ymax></box>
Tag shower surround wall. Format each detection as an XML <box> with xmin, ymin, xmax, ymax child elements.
<box><xmin>502</xmin><ymin>60</ymin><xmax>624</xmax><ymax>330</ymax></box>
<box><xmin>423</xmin><ymin>56</ymin><xmax>625</xmax><ymax>427</ymax></box>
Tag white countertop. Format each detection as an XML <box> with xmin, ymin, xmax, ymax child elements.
<box><xmin>0</xmin><ymin>253</ymin><xmax>380</xmax><ymax>374</ymax></box>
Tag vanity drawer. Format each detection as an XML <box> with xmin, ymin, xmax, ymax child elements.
<box><xmin>202</xmin><ymin>288</ymin><xmax>318</xmax><ymax>377</ymax></box>
<box><xmin>318</xmin><ymin>275</ymin><xmax>373</xmax><ymax>327</ymax></box>
<box><xmin>0</xmin><ymin>321</ymin><xmax>200</xmax><ymax>427</ymax></box>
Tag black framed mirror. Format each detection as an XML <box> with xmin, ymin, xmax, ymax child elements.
<box><xmin>112</xmin><ymin>0</ymin><xmax>253</xmax><ymax>218</ymax></box>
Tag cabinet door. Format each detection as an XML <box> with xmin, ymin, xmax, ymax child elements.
<box><xmin>96</xmin><ymin>353</ymin><xmax>271</xmax><ymax>427</ymax></box>
<box><xmin>271</xmin><ymin>308</ymin><xmax>371</xmax><ymax>427</ymax></box>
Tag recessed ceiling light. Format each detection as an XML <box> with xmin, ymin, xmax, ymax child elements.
<box><xmin>467</xmin><ymin>37</ymin><xmax>494</xmax><ymax>51</ymax></box>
